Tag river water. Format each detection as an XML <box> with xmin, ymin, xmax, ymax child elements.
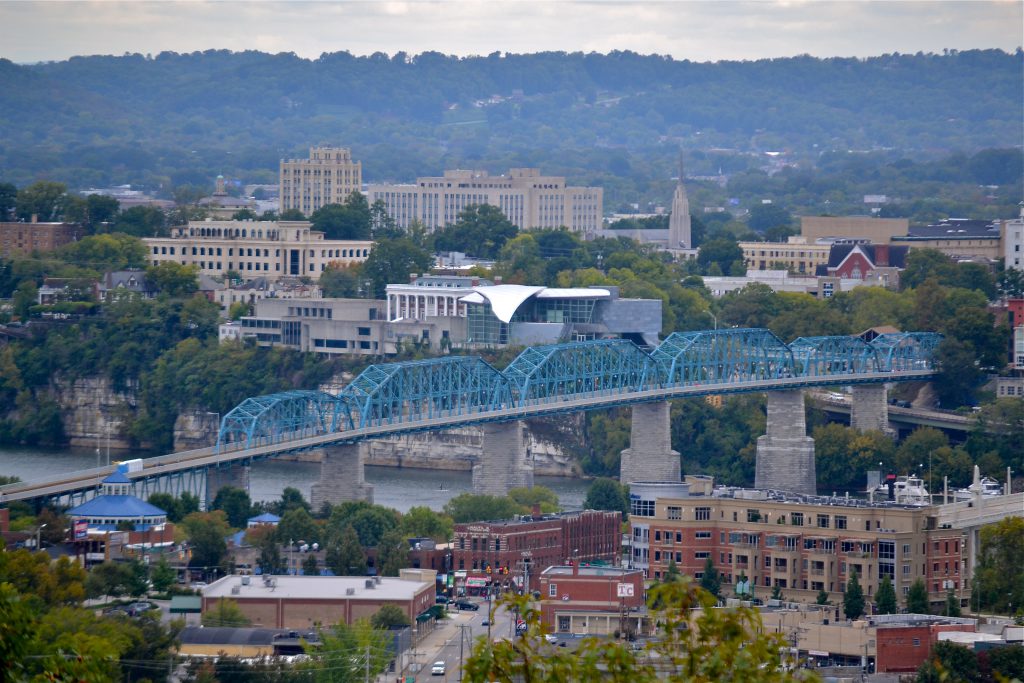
<box><xmin>0</xmin><ymin>446</ymin><xmax>589</xmax><ymax>513</ymax></box>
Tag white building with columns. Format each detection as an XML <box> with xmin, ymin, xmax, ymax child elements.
<box><xmin>385</xmin><ymin>274</ymin><xmax>493</xmax><ymax>322</ymax></box>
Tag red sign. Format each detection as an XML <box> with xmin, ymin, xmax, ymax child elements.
<box><xmin>73</xmin><ymin>520</ymin><xmax>88</xmax><ymax>540</ymax></box>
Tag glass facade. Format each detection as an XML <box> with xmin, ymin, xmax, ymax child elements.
<box><xmin>465</xmin><ymin>297</ymin><xmax>598</xmax><ymax>345</ymax></box>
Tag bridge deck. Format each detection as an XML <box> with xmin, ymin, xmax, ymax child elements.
<box><xmin>0</xmin><ymin>370</ymin><xmax>934</xmax><ymax>504</ymax></box>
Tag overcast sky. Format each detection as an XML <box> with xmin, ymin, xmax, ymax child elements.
<box><xmin>0</xmin><ymin>1</ymin><xmax>1020</xmax><ymax>64</ymax></box>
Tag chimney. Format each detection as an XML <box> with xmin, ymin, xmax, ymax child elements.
<box><xmin>30</xmin><ymin>214</ymin><xmax>38</xmax><ymax>223</ymax></box>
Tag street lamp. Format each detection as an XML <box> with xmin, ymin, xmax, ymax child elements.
<box><xmin>703</xmin><ymin>310</ymin><xmax>718</xmax><ymax>330</ymax></box>
<box><xmin>36</xmin><ymin>523</ymin><xmax>47</xmax><ymax>551</ymax></box>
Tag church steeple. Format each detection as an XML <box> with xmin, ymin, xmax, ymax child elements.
<box><xmin>668</xmin><ymin>151</ymin><xmax>691</xmax><ymax>249</ymax></box>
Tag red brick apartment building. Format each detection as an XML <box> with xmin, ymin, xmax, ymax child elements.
<box><xmin>0</xmin><ymin>221</ymin><xmax>81</xmax><ymax>258</ymax></box>
<box><xmin>538</xmin><ymin>564</ymin><xmax>646</xmax><ymax>635</ymax></box>
<box><xmin>453</xmin><ymin>509</ymin><xmax>622</xmax><ymax>590</ymax></box>
<box><xmin>628</xmin><ymin>481</ymin><xmax>983</xmax><ymax>608</ymax></box>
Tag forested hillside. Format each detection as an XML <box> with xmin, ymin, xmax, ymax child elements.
<box><xmin>0</xmin><ymin>49</ymin><xmax>1020</xmax><ymax>201</ymax></box>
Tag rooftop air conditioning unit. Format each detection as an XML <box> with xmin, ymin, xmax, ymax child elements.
<box><xmin>346</xmin><ymin>588</ymin><xmax>355</xmax><ymax>595</ymax></box>
<box><xmin>241</xmin><ymin>576</ymin><xmax>251</xmax><ymax>586</ymax></box>
<box><xmin>231</xmin><ymin>586</ymin><xmax>240</xmax><ymax>595</ymax></box>
<box><xmin>365</xmin><ymin>579</ymin><xmax>375</xmax><ymax>589</ymax></box>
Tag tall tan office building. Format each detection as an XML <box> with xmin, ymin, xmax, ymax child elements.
<box><xmin>280</xmin><ymin>147</ymin><xmax>363</xmax><ymax>216</ymax></box>
<box><xmin>367</xmin><ymin>168</ymin><xmax>603</xmax><ymax>233</ymax></box>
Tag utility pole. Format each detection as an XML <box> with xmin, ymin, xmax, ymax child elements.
<box><xmin>457</xmin><ymin>623</ymin><xmax>471</xmax><ymax>682</ymax></box>
<box><xmin>364</xmin><ymin>644</ymin><xmax>370</xmax><ymax>683</ymax></box>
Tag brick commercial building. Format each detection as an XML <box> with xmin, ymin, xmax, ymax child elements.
<box><xmin>538</xmin><ymin>565</ymin><xmax>647</xmax><ymax>636</ymax></box>
<box><xmin>200</xmin><ymin>569</ymin><xmax>436</xmax><ymax>629</ymax></box>
<box><xmin>0</xmin><ymin>220</ymin><xmax>81</xmax><ymax>258</ymax></box>
<box><xmin>628</xmin><ymin>479</ymin><xmax>1024</xmax><ymax>609</ymax></box>
<box><xmin>453</xmin><ymin>509</ymin><xmax>622</xmax><ymax>592</ymax></box>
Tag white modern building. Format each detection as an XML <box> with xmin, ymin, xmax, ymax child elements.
<box><xmin>144</xmin><ymin>220</ymin><xmax>372</xmax><ymax>281</ymax></box>
<box><xmin>366</xmin><ymin>168</ymin><xmax>602</xmax><ymax>233</ymax></box>
<box><xmin>385</xmin><ymin>274</ymin><xmax>493</xmax><ymax>322</ymax></box>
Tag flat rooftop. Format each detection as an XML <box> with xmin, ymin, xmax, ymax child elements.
<box><xmin>203</xmin><ymin>575</ymin><xmax>431</xmax><ymax>602</ymax></box>
<box><xmin>541</xmin><ymin>565</ymin><xmax>640</xmax><ymax>578</ymax></box>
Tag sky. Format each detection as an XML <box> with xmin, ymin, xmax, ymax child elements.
<box><xmin>0</xmin><ymin>0</ymin><xmax>1020</xmax><ymax>64</ymax></box>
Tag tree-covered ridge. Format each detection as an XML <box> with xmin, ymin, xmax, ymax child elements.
<box><xmin>0</xmin><ymin>49</ymin><xmax>1019</xmax><ymax>193</ymax></box>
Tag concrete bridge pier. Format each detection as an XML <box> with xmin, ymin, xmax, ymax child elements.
<box><xmin>310</xmin><ymin>443</ymin><xmax>375</xmax><ymax>510</ymax></box>
<box><xmin>850</xmin><ymin>384</ymin><xmax>895</xmax><ymax>436</ymax></box>
<box><xmin>755</xmin><ymin>390</ymin><xmax>816</xmax><ymax>494</ymax></box>
<box><xmin>206</xmin><ymin>463</ymin><xmax>250</xmax><ymax>506</ymax></box>
<box><xmin>472</xmin><ymin>421</ymin><xmax>534</xmax><ymax>496</ymax></box>
<box><xmin>619</xmin><ymin>401</ymin><xmax>680</xmax><ymax>485</ymax></box>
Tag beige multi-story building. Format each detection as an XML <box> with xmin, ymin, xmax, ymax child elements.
<box><xmin>739</xmin><ymin>236</ymin><xmax>833</xmax><ymax>274</ymax></box>
<box><xmin>366</xmin><ymin>168</ymin><xmax>603</xmax><ymax>233</ymax></box>
<box><xmin>280</xmin><ymin>146</ymin><xmax>363</xmax><ymax>216</ymax></box>
<box><xmin>628</xmin><ymin>480</ymin><xmax>1023</xmax><ymax>609</ymax></box>
<box><xmin>801</xmin><ymin>216</ymin><xmax>909</xmax><ymax>244</ymax></box>
<box><xmin>143</xmin><ymin>220</ymin><xmax>371</xmax><ymax>281</ymax></box>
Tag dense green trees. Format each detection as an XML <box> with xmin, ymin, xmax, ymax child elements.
<box><xmin>973</xmin><ymin>516</ymin><xmax>1024</xmax><ymax>616</ymax></box>
<box><xmin>843</xmin><ymin>569</ymin><xmax>865</xmax><ymax>620</ymax></box>
<box><xmin>310</xmin><ymin>193</ymin><xmax>372</xmax><ymax>240</ymax></box>
<box><xmin>583</xmin><ymin>478</ymin><xmax>630</xmax><ymax>516</ymax></box>
<box><xmin>432</xmin><ymin>203</ymin><xmax>519</xmax><ymax>259</ymax></box>
<box><xmin>876</xmin><ymin>576</ymin><xmax>897</xmax><ymax>615</ymax></box>
<box><xmin>907</xmin><ymin>578</ymin><xmax>930</xmax><ymax>614</ymax></box>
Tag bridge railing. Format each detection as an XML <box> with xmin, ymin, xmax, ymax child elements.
<box><xmin>214</xmin><ymin>329</ymin><xmax>943</xmax><ymax>449</ymax></box>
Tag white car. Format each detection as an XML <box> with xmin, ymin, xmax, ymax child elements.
<box><xmin>431</xmin><ymin>661</ymin><xmax>446</xmax><ymax>676</ymax></box>
<box><xmin>544</xmin><ymin>634</ymin><xmax>558</xmax><ymax>644</ymax></box>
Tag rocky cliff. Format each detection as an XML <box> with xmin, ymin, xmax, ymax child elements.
<box><xmin>51</xmin><ymin>376</ymin><xmax>137</xmax><ymax>450</ymax></box>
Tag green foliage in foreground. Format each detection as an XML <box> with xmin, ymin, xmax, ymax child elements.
<box><xmin>465</xmin><ymin>580</ymin><xmax>812</xmax><ymax>682</ymax></box>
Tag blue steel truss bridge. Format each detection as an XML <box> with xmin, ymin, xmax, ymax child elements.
<box><xmin>0</xmin><ymin>329</ymin><xmax>940</xmax><ymax>507</ymax></box>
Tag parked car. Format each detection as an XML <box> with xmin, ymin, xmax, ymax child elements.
<box><xmin>435</xmin><ymin>595</ymin><xmax>449</xmax><ymax>604</ymax></box>
<box><xmin>544</xmin><ymin>634</ymin><xmax>558</xmax><ymax>644</ymax></box>
<box><xmin>431</xmin><ymin>661</ymin><xmax>446</xmax><ymax>676</ymax></box>
<box><xmin>127</xmin><ymin>601</ymin><xmax>156</xmax><ymax>616</ymax></box>
<box><xmin>455</xmin><ymin>601</ymin><xmax>478</xmax><ymax>611</ymax></box>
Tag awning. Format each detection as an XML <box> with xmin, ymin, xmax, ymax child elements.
<box><xmin>170</xmin><ymin>596</ymin><xmax>202</xmax><ymax>614</ymax></box>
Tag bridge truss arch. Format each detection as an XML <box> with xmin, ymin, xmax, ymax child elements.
<box><xmin>504</xmin><ymin>338</ymin><xmax>658</xmax><ymax>403</ymax></box>
<box><xmin>789</xmin><ymin>336</ymin><xmax>879</xmax><ymax>377</ymax></box>
<box><xmin>870</xmin><ymin>332</ymin><xmax>943</xmax><ymax>372</ymax></box>
<box><xmin>653</xmin><ymin>328</ymin><xmax>795</xmax><ymax>386</ymax></box>
<box><xmin>218</xmin><ymin>390</ymin><xmax>340</xmax><ymax>449</ymax></box>
<box><xmin>341</xmin><ymin>356</ymin><xmax>511</xmax><ymax>428</ymax></box>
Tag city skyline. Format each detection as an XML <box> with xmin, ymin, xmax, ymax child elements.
<box><xmin>0</xmin><ymin>1</ymin><xmax>1020</xmax><ymax>64</ymax></box>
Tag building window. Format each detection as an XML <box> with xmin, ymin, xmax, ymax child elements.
<box><xmin>696</xmin><ymin>552</ymin><xmax>710</xmax><ymax>560</ymax></box>
<box><xmin>791</xmin><ymin>512</ymin><xmax>803</xmax><ymax>527</ymax></box>
<box><xmin>835</xmin><ymin>516</ymin><xmax>847</xmax><ymax>530</ymax></box>
<box><xmin>817</xmin><ymin>514</ymin><xmax>830</xmax><ymax>529</ymax></box>
<box><xmin>667</xmin><ymin>506</ymin><xmax>682</xmax><ymax>520</ymax></box>
<box><xmin>549</xmin><ymin>583</ymin><xmax>557</xmax><ymax>597</ymax></box>
<box><xmin>631</xmin><ymin>499</ymin><xmax>655</xmax><ymax>517</ymax></box>
<box><xmin>695</xmin><ymin>507</ymin><xmax>711</xmax><ymax>521</ymax></box>
<box><xmin>695</xmin><ymin>531</ymin><xmax>712</xmax><ymax>539</ymax></box>
<box><xmin>879</xmin><ymin>541</ymin><xmax>895</xmax><ymax>560</ymax></box>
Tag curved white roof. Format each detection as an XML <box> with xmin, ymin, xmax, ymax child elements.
<box><xmin>458</xmin><ymin>285</ymin><xmax>611</xmax><ymax>323</ymax></box>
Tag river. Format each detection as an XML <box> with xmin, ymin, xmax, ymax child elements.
<box><xmin>0</xmin><ymin>446</ymin><xmax>590</xmax><ymax>513</ymax></box>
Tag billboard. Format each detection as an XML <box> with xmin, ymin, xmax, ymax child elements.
<box><xmin>73</xmin><ymin>520</ymin><xmax>88</xmax><ymax>540</ymax></box>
